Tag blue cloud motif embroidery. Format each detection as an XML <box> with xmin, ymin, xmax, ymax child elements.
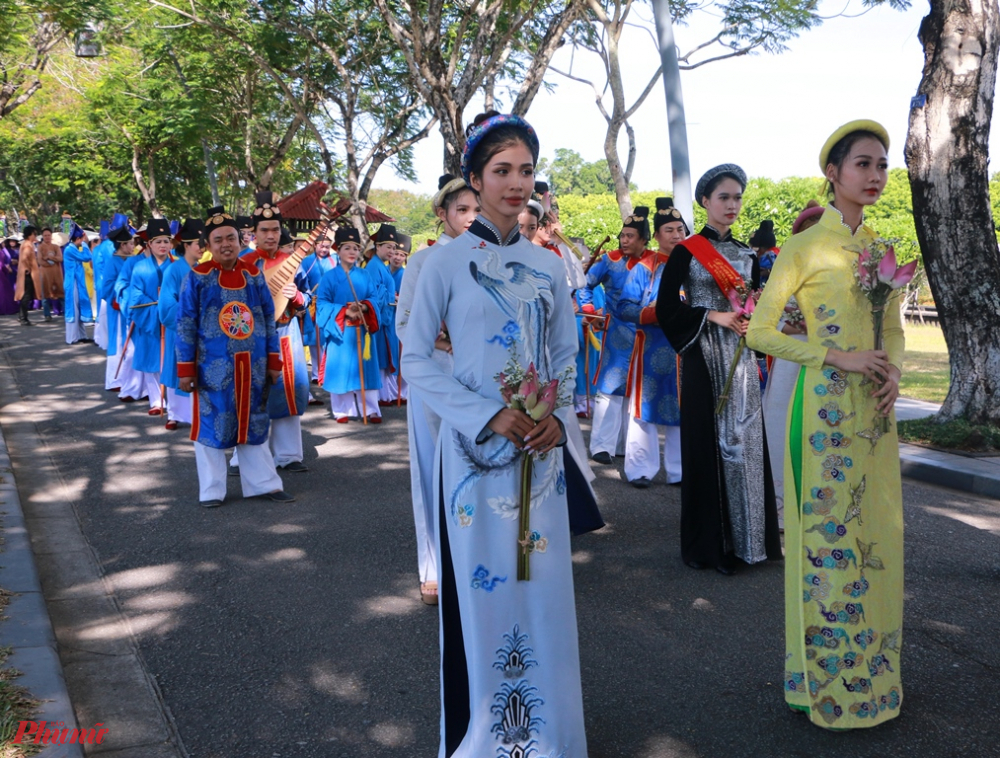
<box><xmin>472</xmin><ymin>564</ymin><xmax>507</xmax><ymax>592</ymax></box>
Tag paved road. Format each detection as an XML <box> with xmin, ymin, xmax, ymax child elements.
<box><xmin>3</xmin><ymin>317</ymin><xmax>999</xmax><ymax>757</ymax></box>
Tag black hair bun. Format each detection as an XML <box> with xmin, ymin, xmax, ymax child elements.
<box><xmin>467</xmin><ymin>110</ymin><xmax>501</xmax><ymax>136</ymax></box>
<box><xmin>438</xmin><ymin>174</ymin><xmax>457</xmax><ymax>190</ymax></box>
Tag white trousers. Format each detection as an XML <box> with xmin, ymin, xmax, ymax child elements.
<box><xmin>330</xmin><ymin>390</ymin><xmax>381</xmax><ymax>420</ymax></box>
<box><xmin>166</xmin><ymin>388</ymin><xmax>192</xmax><ymax>423</ymax></box>
<box><xmin>589</xmin><ymin>392</ymin><xmax>628</xmax><ymax>456</ymax></box>
<box><xmin>270</xmin><ymin>415</ymin><xmax>303</xmax><ymax>466</ymax></box>
<box><xmin>140</xmin><ymin>372</ymin><xmax>162</xmax><ymax>410</ymax></box>
<box><xmin>574</xmin><ymin>394</ymin><xmax>591</xmax><ymax>416</ymax></box>
<box><xmin>406</xmin><ymin>390</ymin><xmax>439</xmax><ymax>584</ymax></box>
<box><xmin>625</xmin><ymin>417</ymin><xmax>682</xmax><ymax>483</ymax></box>
<box><xmin>114</xmin><ymin>339</ymin><xmax>145</xmax><ymax>399</ymax></box>
<box><xmin>94</xmin><ymin>301</ymin><xmax>109</xmax><ymax>350</ymax></box>
<box><xmin>378</xmin><ymin>372</ymin><xmax>407</xmax><ymax>403</ymax></box>
<box><xmin>230</xmin><ymin>415</ymin><xmax>303</xmax><ymax>468</ymax></box>
<box><xmin>65</xmin><ymin>299</ymin><xmax>88</xmax><ymax>344</ymax></box>
<box><xmin>195</xmin><ymin>442</ymin><xmax>283</xmax><ymax>502</ymax></box>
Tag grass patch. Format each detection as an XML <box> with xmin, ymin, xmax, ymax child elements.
<box><xmin>900</xmin><ymin>323</ymin><xmax>949</xmax><ymax>403</ymax></box>
<box><xmin>898</xmin><ymin>417</ymin><xmax>1000</xmax><ymax>453</ymax></box>
<box><xmin>0</xmin><ymin>643</ymin><xmax>41</xmax><ymax>758</ymax></box>
<box><xmin>0</xmin><ymin>512</ymin><xmax>41</xmax><ymax>758</ymax></box>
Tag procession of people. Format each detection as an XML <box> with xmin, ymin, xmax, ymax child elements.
<box><xmin>4</xmin><ymin>114</ymin><xmax>909</xmax><ymax>749</ymax></box>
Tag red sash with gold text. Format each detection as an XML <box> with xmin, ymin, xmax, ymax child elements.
<box><xmin>682</xmin><ymin>234</ymin><xmax>745</xmax><ymax>298</ymax></box>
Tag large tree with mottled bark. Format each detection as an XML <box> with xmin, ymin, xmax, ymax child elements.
<box><xmin>905</xmin><ymin>0</ymin><xmax>1000</xmax><ymax>425</ymax></box>
<box><xmin>372</xmin><ymin>0</ymin><xmax>589</xmax><ymax>175</ymax></box>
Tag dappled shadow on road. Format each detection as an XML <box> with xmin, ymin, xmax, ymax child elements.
<box><xmin>1</xmin><ymin>315</ymin><xmax>998</xmax><ymax>757</ymax></box>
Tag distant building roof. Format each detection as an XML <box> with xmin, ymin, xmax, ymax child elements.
<box><xmin>278</xmin><ymin>181</ymin><xmax>394</xmax><ymax>224</ymax></box>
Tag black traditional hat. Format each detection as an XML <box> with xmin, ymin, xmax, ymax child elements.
<box><xmin>334</xmin><ymin>226</ymin><xmax>361</xmax><ymax>248</ymax></box>
<box><xmin>146</xmin><ymin>218</ymin><xmax>172</xmax><ymax>241</ymax></box>
<box><xmin>653</xmin><ymin>197</ymin><xmax>688</xmax><ymax>234</ymax></box>
<box><xmin>694</xmin><ymin>163</ymin><xmax>747</xmax><ymax>203</ymax></box>
<box><xmin>749</xmin><ymin>220</ymin><xmax>776</xmax><ymax>249</ymax></box>
<box><xmin>204</xmin><ymin>205</ymin><xmax>239</xmax><ymax>232</ymax></box>
<box><xmin>396</xmin><ymin>233</ymin><xmax>412</xmax><ymax>254</ymax></box>
<box><xmin>373</xmin><ymin>224</ymin><xmax>398</xmax><ymax>245</ymax></box>
<box><xmin>279</xmin><ymin>228</ymin><xmax>294</xmax><ymax>248</ymax></box>
<box><xmin>621</xmin><ymin>206</ymin><xmax>650</xmax><ymax>240</ymax></box>
<box><xmin>236</xmin><ymin>215</ymin><xmax>253</xmax><ymax>231</ymax></box>
<box><xmin>109</xmin><ymin>225</ymin><xmax>133</xmax><ymax>245</ymax></box>
<box><xmin>177</xmin><ymin>218</ymin><xmax>205</xmax><ymax>243</ymax></box>
<box><xmin>251</xmin><ymin>191</ymin><xmax>282</xmax><ymax>228</ymax></box>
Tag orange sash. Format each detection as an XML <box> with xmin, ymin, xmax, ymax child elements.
<box><xmin>683</xmin><ymin>234</ymin><xmax>745</xmax><ymax>298</ymax></box>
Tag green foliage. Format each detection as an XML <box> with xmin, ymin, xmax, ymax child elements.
<box><xmin>556</xmin><ymin>172</ymin><xmax>924</xmax><ymax>264</ymax></box>
<box><xmin>897</xmin><ymin>417</ymin><xmax>1000</xmax><ymax>452</ymax></box>
<box><xmin>537</xmin><ymin>148</ymin><xmax>626</xmax><ymax>197</ymax></box>
<box><xmin>366</xmin><ymin>189</ymin><xmax>439</xmax><ymax>243</ymax></box>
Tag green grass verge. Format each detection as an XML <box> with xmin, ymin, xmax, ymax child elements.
<box><xmin>0</xmin><ymin>643</ymin><xmax>41</xmax><ymax>758</ymax></box>
<box><xmin>900</xmin><ymin>324</ymin><xmax>950</xmax><ymax>403</ymax></box>
<box><xmin>898</xmin><ymin>417</ymin><xmax>1000</xmax><ymax>453</ymax></box>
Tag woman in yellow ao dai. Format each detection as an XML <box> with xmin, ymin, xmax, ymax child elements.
<box><xmin>748</xmin><ymin>121</ymin><xmax>904</xmax><ymax>729</ymax></box>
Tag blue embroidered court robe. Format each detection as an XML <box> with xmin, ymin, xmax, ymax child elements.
<box><xmin>158</xmin><ymin>257</ymin><xmax>192</xmax><ymax>391</ymax></box>
<box><xmin>401</xmin><ymin>218</ymin><xmax>590</xmax><ymax>758</ymax></box>
<box><xmin>102</xmin><ymin>253</ymin><xmax>131</xmax><ymax>356</ymax></box>
<box><xmin>63</xmin><ymin>243</ymin><xmax>94</xmax><ymax>323</ymax></box>
<box><xmin>127</xmin><ymin>254</ymin><xmax>173</xmax><ymax>373</ymax></box>
<box><xmin>575</xmin><ymin>286</ymin><xmax>605</xmax><ymax>399</ymax></box>
<box><xmin>92</xmin><ymin>239</ymin><xmax>113</xmax><ymax>297</ymax></box>
<box><xmin>176</xmin><ymin>259</ymin><xmax>281</xmax><ymax>449</ymax></box>
<box><xmin>315</xmin><ymin>265</ymin><xmax>381</xmax><ymax>394</ymax></box>
<box><xmin>363</xmin><ymin>256</ymin><xmax>396</xmax><ymax>374</ymax></box>
<box><xmin>243</xmin><ymin>250</ymin><xmax>311</xmax><ymax>419</ymax></box>
<box><xmin>578</xmin><ymin>248</ymin><xmax>654</xmax><ymax>396</ymax></box>
<box><xmin>299</xmin><ymin>252</ymin><xmax>337</xmax><ymax>358</ymax></box>
<box><xmin>388</xmin><ymin>266</ymin><xmax>405</xmax><ymax>377</ymax></box>
<box><xmin>617</xmin><ymin>255</ymin><xmax>681</xmax><ymax>427</ymax></box>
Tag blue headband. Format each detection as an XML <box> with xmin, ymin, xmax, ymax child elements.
<box><xmin>461</xmin><ymin>114</ymin><xmax>540</xmax><ymax>184</ymax></box>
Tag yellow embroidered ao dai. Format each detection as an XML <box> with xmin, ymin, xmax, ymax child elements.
<box><xmin>747</xmin><ymin>207</ymin><xmax>904</xmax><ymax>729</ymax></box>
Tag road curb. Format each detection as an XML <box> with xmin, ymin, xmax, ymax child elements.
<box><xmin>0</xmin><ymin>429</ymin><xmax>84</xmax><ymax>758</ymax></box>
<box><xmin>899</xmin><ymin>444</ymin><xmax>1000</xmax><ymax>499</ymax></box>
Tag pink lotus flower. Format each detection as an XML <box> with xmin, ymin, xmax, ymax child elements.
<box><xmin>876</xmin><ymin>246</ymin><xmax>918</xmax><ymax>289</ymax></box>
<box><xmin>527</xmin><ymin>378</ymin><xmax>559</xmax><ymax>421</ymax></box>
<box><xmin>726</xmin><ymin>287</ymin><xmax>756</xmax><ymax>317</ymax></box>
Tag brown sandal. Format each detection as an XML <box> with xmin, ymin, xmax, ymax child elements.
<box><xmin>420</xmin><ymin>581</ymin><xmax>439</xmax><ymax>606</ymax></box>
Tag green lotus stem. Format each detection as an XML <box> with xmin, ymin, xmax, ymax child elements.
<box><xmin>518</xmin><ymin>453</ymin><xmax>533</xmax><ymax>581</ymax></box>
<box><xmin>872</xmin><ymin>307</ymin><xmax>889</xmax><ymax>434</ymax></box>
<box><xmin>715</xmin><ymin>337</ymin><xmax>745</xmax><ymax>416</ymax></box>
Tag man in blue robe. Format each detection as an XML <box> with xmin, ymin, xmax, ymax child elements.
<box><xmin>92</xmin><ymin>224</ymin><xmax>115</xmax><ymax>350</ymax></box>
<box><xmin>63</xmin><ymin>226</ymin><xmax>94</xmax><ymax>344</ymax></box>
<box><xmin>158</xmin><ymin>218</ymin><xmax>204</xmax><ymax>430</ymax></box>
<box><xmin>300</xmin><ymin>230</ymin><xmax>337</xmax><ymax>389</ymax></box>
<box><xmin>316</xmin><ymin>226</ymin><xmax>381</xmax><ymax>423</ymax></box>
<box><xmin>176</xmin><ymin>206</ymin><xmax>292</xmax><ymax>508</ymax></box>
<box><xmin>365</xmin><ymin>224</ymin><xmax>400</xmax><ymax>405</ymax></box>
<box><xmin>126</xmin><ymin>219</ymin><xmax>175</xmax><ymax>415</ymax></box>
<box><xmin>104</xmin><ymin>225</ymin><xmax>145</xmax><ymax>400</ymax></box>
<box><xmin>240</xmin><ymin>192</ymin><xmax>311</xmax><ymax>472</ymax></box>
<box><xmin>578</xmin><ymin>207</ymin><xmax>656</xmax><ymax>464</ymax></box>
<box><xmin>616</xmin><ymin>197</ymin><xmax>686</xmax><ymax>487</ymax></box>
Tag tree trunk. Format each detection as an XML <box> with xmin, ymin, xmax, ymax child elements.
<box><xmin>131</xmin><ymin>146</ymin><xmax>163</xmax><ymax>220</ymax></box>
<box><xmin>605</xmin><ymin>121</ymin><xmax>632</xmax><ymax>219</ymax></box>
<box><xmin>905</xmin><ymin>0</ymin><xmax>1000</xmax><ymax>425</ymax></box>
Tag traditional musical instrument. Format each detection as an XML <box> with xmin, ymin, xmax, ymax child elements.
<box><xmin>552</xmin><ymin>227</ymin><xmax>586</xmax><ymax>260</ymax></box>
<box><xmin>583</xmin><ymin>235</ymin><xmax>612</xmax><ymax>274</ymax></box>
<box><xmin>264</xmin><ymin>202</ymin><xmax>333</xmax><ymax>321</ymax></box>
